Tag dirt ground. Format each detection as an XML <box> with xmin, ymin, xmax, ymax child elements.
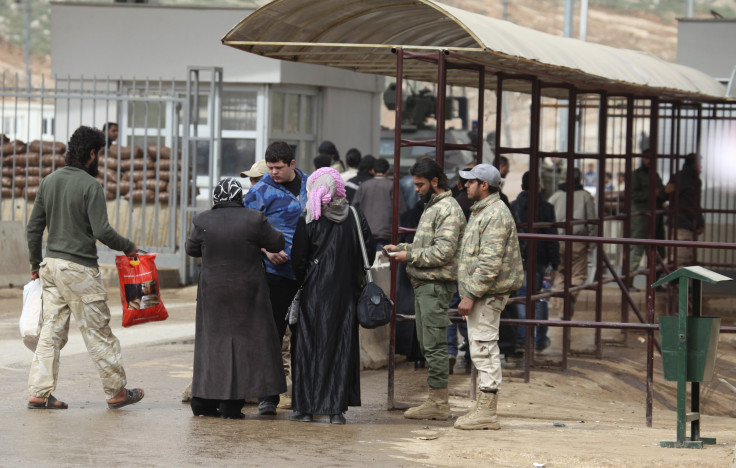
<box><xmin>1</xmin><ymin>285</ymin><xmax>735</xmax><ymax>467</ymax></box>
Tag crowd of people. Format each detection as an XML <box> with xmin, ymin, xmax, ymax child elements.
<box><xmin>22</xmin><ymin>124</ymin><xmax>704</xmax><ymax>431</ymax></box>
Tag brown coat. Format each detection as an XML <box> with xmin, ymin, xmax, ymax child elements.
<box><xmin>186</xmin><ymin>201</ymin><xmax>286</xmax><ymax>400</ymax></box>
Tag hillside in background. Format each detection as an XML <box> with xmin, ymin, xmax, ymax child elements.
<box><xmin>1</xmin><ymin>0</ymin><xmax>734</xmax><ymax>79</ymax></box>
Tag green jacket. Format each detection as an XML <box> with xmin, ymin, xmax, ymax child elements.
<box><xmin>398</xmin><ymin>190</ymin><xmax>465</xmax><ymax>288</ymax></box>
<box><xmin>27</xmin><ymin>166</ymin><xmax>134</xmax><ymax>272</ymax></box>
<box><xmin>459</xmin><ymin>192</ymin><xmax>524</xmax><ymax>300</ymax></box>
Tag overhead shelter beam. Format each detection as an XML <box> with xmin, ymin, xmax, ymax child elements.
<box><xmin>222</xmin><ymin>0</ymin><xmax>726</xmax><ymax>102</ymax></box>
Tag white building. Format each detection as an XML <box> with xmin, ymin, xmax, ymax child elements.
<box><xmin>50</xmin><ymin>1</ymin><xmax>384</xmax><ymax>180</ymax></box>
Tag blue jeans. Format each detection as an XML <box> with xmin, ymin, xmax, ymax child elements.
<box><xmin>516</xmin><ymin>267</ymin><xmax>548</xmax><ymax>346</ymax></box>
<box><xmin>447</xmin><ymin>292</ymin><xmax>470</xmax><ymax>361</ymax></box>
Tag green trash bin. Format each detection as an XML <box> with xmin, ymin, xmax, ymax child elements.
<box><xmin>659</xmin><ymin>316</ymin><xmax>721</xmax><ymax>382</ymax></box>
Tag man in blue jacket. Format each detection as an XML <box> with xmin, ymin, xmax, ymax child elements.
<box><xmin>243</xmin><ymin>141</ymin><xmax>308</xmax><ymax>416</ymax></box>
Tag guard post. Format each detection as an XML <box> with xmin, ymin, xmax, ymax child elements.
<box><xmin>653</xmin><ymin>266</ymin><xmax>731</xmax><ymax>449</ymax></box>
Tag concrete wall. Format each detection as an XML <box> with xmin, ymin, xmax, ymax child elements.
<box><xmin>51</xmin><ymin>2</ymin><xmax>384</xmax><ymax>94</ymax></box>
<box><xmin>51</xmin><ymin>3</ymin><xmax>280</xmax><ymax>83</ymax></box>
<box><xmin>320</xmin><ymin>86</ymin><xmax>382</xmax><ymax>159</ymax></box>
<box><xmin>677</xmin><ymin>19</ymin><xmax>736</xmax><ymax>82</ymax></box>
<box><xmin>0</xmin><ymin>222</ymin><xmax>30</xmax><ymax>288</ymax></box>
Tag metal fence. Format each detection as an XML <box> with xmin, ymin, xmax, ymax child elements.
<box><xmin>0</xmin><ymin>67</ymin><xmax>223</xmax><ymax>282</ymax></box>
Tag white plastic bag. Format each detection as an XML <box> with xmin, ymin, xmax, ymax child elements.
<box><xmin>19</xmin><ymin>278</ymin><xmax>43</xmax><ymax>351</ymax></box>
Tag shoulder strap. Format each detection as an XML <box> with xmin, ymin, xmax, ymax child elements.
<box><xmin>349</xmin><ymin>206</ymin><xmax>373</xmax><ymax>283</ymax></box>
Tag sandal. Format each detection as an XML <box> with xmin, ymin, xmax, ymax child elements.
<box><xmin>28</xmin><ymin>395</ymin><xmax>68</xmax><ymax>410</ymax></box>
<box><xmin>107</xmin><ymin>388</ymin><xmax>144</xmax><ymax>409</ymax></box>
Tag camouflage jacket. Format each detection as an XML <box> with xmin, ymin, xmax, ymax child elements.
<box><xmin>397</xmin><ymin>190</ymin><xmax>465</xmax><ymax>288</ymax></box>
<box><xmin>459</xmin><ymin>192</ymin><xmax>524</xmax><ymax>300</ymax></box>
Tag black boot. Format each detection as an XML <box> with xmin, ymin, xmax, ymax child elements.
<box><xmin>191</xmin><ymin>397</ymin><xmax>220</xmax><ymax>418</ymax></box>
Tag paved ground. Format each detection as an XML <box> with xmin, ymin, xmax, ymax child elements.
<box><xmin>1</xmin><ymin>285</ymin><xmax>735</xmax><ymax>467</ymax></box>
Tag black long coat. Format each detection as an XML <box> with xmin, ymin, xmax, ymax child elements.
<box><xmin>185</xmin><ymin>201</ymin><xmax>286</xmax><ymax>400</ymax></box>
<box><xmin>290</xmin><ymin>209</ymin><xmax>375</xmax><ymax>415</ymax></box>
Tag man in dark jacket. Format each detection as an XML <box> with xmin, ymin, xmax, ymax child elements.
<box><xmin>669</xmin><ymin>153</ymin><xmax>704</xmax><ymax>266</ymax></box>
<box><xmin>26</xmin><ymin>126</ymin><xmax>142</xmax><ymax>410</ymax></box>
<box><xmin>354</xmin><ymin>157</ymin><xmax>405</xmax><ymax>250</ymax></box>
<box><xmin>447</xmin><ymin>164</ymin><xmax>475</xmax><ymax>372</ymax></box>
<box><xmin>345</xmin><ymin>154</ymin><xmax>375</xmax><ymax>203</ymax></box>
<box><xmin>510</xmin><ymin>171</ymin><xmax>560</xmax><ymax>352</ymax></box>
<box><xmin>243</xmin><ymin>141</ymin><xmax>309</xmax><ymax>415</ymax></box>
<box><xmin>630</xmin><ymin>152</ymin><xmax>674</xmax><ymax>285</ymax></box>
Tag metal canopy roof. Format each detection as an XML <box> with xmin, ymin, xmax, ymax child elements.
<box><xmin>222</xmin><ymin>0</ymin><xmax>726</xmax><ymax>101</ymax></box>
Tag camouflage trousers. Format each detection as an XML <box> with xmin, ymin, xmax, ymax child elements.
<box><xmin>467</xmin><ymin>294</ymin><xmax>508</xmax><ymax>391</ymax></box>
<box><xmin>28</xmin><ymin>257</ymin><xmax>127</xmax><ymax>399</ymax></box>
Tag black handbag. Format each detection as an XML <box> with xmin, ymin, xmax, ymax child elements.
<box><xmin>351</xmin><ymin>207</ymin><xmax>393</xmax><ymax>329</ymax></box>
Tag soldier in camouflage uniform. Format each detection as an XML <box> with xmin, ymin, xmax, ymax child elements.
<box><xmin>455</xmin><ymin>164</ymin><xmax>523</xmax><ymax>430</ymax></box>
<box><xmin>385</xmin><ymin>159</ymin><xmax>465</xmax><ymax>421</ymax></box>
<box><xmin>26</xmin><ymin>126</ymin><xmax>144</xmax><ymax>410</ymax></box>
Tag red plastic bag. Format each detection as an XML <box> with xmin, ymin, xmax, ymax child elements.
<box><xmin>115</xmin><ymin>253</ymin><xmax>169</xmax><ymax>327</ymax></box>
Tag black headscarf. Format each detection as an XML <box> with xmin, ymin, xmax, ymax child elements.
<box><xmin>213</xmin><ymin>177</ymin><xmax>243</xmax><ymax>205</ymax></box>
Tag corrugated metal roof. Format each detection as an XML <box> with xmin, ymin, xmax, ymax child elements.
<box><xmin>222</xmin><ymin>0</ymin><xmax>726</xmax><ymax>100</ymax></box>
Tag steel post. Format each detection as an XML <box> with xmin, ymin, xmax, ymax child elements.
<box><xmin>435</xmin><ymin>50</ymin><xmax>447</xmax><ymax>168</ymax></box>
<box><xmin>387</xmin><ymin>48</ymin><xmax>404</xmax><ymax>410</ymax></box>
<box><xmin>645</xmin><ymin>97</ymin><xmax>660</xmax><ymax>428</ymax></box>
<box><xmin>562</xmin><ymin>88</ymin><xmax>577</xmax><ymax>371</ymax></box>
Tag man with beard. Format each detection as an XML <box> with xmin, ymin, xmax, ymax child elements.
<box><xmin>26</xmin><ymin>125</ymin><xmax>143</xmax><ymax>410</ymax></box>
<box><xmin>385</xmin><ymin>158</ymin><xmax>465</xmax><ymax>421</ymax></box>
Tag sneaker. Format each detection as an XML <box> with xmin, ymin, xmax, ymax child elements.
<box><xmin>288</xmin><ymin>411</ymin><xmax>313</xmax><ymax>422</ymax></box>
<box><xmin>535</xmin><ymin>337</ymin><xmax>551</xmax><ymax>352</ymax></box>
<box><xmin>258</xmin><ymin>401</ymin><xmax>277</xmax><ymax>416</ymax></box>
<box><xmin>329</xmin><ymin>413</ymin><xmax>346</xmax><ymax>425</ymax></box>
<box><xmin>277</xmin><ymin>393</ymin><xmax>292</xmax><ymax>409</ymax></box>
<box><xmin>449</xmin><ymin>356</ymin><xmax>457</xmax><ymax>375</ymax></box>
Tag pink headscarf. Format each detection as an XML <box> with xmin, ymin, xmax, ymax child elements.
<box><xmin>306</xmin><ymin>167</ymin><xmax>347</xmax><ymax>223</ymax></box>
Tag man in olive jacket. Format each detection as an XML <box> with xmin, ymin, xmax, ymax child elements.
<box><xmin>455</xmin><ymin>164</ymin><xmax>523</xmax><ymax>430</ymax></box>
<box><xmin>26</xmin><ymin>126</ymin><xmax>143</xmax><ymax>410</ymax></box>
<box><xmin>385</xmin><ymin>158</ymin><xmax>465</xmax><ymax>421</ymax></box>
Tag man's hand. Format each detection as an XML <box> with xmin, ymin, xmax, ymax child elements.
<box><xmin>31</xmin><ymin>271</ymin><xmax>39</xmax><ymax>280</ymax></box>
<box><xmin>697</xmin><ymin>226</ymin><xmax>705</xmax><ymax>235</ymax></box>
<box><xmin>126</xmin><ymin>245</ymin><xmax>140</xmax><ymax>257</ymax></box>
<box><xmin>383</xmin><ymin>244</ymin><xmax>408</xmax><ymax>263</ymax></box>
<box><xmin>549</xmin><ymin>270</ymin><xmax>558</xmax><ymax>283</ymax></box>
<box><xmin>458</xmin><ymin>297</ymin><xmax>475</xmax><ymax>316</ymax></box>
<box><xmin>664</xmin><ymin>183</ymin><xmax>675</xmax><ymax>195</ymax></box>
<box><xmin>265</xmin><ymin>250</ymin><xmax>289</xmax><ymax>265</ymax></box>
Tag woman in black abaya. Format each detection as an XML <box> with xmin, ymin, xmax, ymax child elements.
<box><xmin>290</xmin><ymin>167</ymin><xmax>374</xmax><ymax>424</ymax></box>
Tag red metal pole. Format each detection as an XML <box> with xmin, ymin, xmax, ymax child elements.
<box><xmin>595</xmin><ymin>93</ymin><xmax>608</xmax><ymax>359</ymax></box>
<box><xmin>562</xmin><ymin>88</ymin><xmax>577</xmax><ymax>371</ymax></box>
<box><xmin>694</xmin><ymin>104</ymin><xmax>703</xmax><ymax>265</ymax></box>
<box><xmin>645</xmin><ymin>96</ymin><xmax>660</xmax><ymax>428</ymax></box>
<box><xmin>495</xmin><ymin>74</ymin><xmax>503</xmax><ymax>162</ymax></box>
<box><xmin>621</xmin><ymin>96</ymin><xmax>634</xmax><ymax>342</ymax></box>
<box><xmin>435</xmin><ymin>50</ymin><xmax>447</xmax><ymax>169</ymax></box>
<box><xmin>524</xmin><ymin>77</ymin><xmax>542</xmax><ymax>382</ymax></box>
<box><xmin>477</xmin><ymin>67</ymin><xmax>485</xmax><ymax>165</ymax></box>
<box><xmin>387</xmin><ymin>48</ymin><xmax>404</xmax><ymax>410</ymax></box>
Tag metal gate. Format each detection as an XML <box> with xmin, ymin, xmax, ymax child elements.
<box><xmin>0</xmin><ymin>67</ymin><xmax>222</xmax><ymax>283</ymax></box>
